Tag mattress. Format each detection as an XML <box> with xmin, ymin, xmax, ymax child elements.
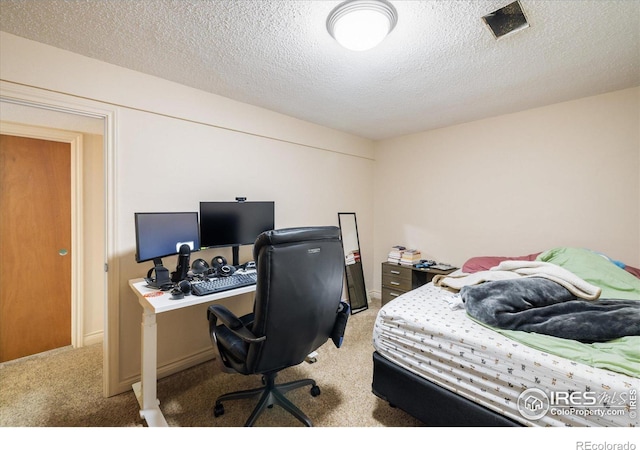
<box><xmin>373</xmin><ymin>282</ymin><xmax>639</xmax><ymax>427</ymax></box>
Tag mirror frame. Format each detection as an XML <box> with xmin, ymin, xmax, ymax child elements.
<box><xmin>338</xmin><ymin>212</ymin><xmax>368</xmax><ymax>314</ymax></box>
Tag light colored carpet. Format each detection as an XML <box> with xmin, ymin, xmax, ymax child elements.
<box><xmin>0</xmin><ymin>303</ymin><xmax>421</xmax><ymax>427</ymax></box>
<box><xmin>1</xmin><ymin>302</ymin><xmax>623</xmax><ymax>450</ymax></box>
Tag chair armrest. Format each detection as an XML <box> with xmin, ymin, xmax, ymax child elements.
<box><xmin>207</xmin><ymin>304</ymin><xmax>266</xmax><ymax>343</ymax></box>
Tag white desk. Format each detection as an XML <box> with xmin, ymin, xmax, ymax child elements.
<box><xmin>128</xmin><ymin>277</ymin><xmax>256</xmax><ymax>427</ymax></box>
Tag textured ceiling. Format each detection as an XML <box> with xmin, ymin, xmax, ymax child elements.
<box><xmin>0</xmin><ymin>0</ymin><xmax>638</xmax><ymax>140</ymax></box>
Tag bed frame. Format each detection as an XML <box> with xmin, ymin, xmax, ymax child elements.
<box><xmin>371</xmin><ymin>351</ymin><xmax>522</xmax><ymax>427</ymax></box>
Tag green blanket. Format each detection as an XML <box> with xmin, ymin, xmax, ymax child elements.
<box><xmin>537</xmin><ymin>247</ymin><xmax>640</xmax><ymax>300</ymax></box>
<box><xmin>498</xmin><ymin>330</ymin><xmax>640</xmax><ymax>378</ymax></box>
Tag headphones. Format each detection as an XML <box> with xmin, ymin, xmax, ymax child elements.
<box><xmin>145</xmin><ymin>266</ymin><xmax>173</xmax><ymax>290</ymax></box>
<box><xmin>170</xmin><ymin>279</ymin><xmax>192</xmax><ymax>300</ymax></box>
<box><xmin>212</xmin><ymin>255</ymin><xmax>235</xmax><ymax>277</ymax></box>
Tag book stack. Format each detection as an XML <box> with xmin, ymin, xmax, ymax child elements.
<box><xmin>400</xmin><ymin>249</ymin><xmax>422</xmax><ymax>266</ymax></box>
<box><xmin>387</xmin><ymin>245</ymin><xmax>406</xmax><ymax>264</ymax></box>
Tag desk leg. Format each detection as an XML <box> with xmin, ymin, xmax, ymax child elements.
<box><xmin>134</xmin><ymin>307</ymin><xmax>168</xmax><ymax>427</ymax></box>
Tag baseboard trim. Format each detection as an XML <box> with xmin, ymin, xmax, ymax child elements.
<box><xmin>83</xmin><ymin>331</ymin><xmax>103</xmax><ymax>347</ymax></box>
<box><xmin>110</xmin><ymin>347</ymin><xmax>217</xmax><ymax>397</ymax></box>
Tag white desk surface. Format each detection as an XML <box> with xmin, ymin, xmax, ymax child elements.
<box><xmin>129</xmin><ymin>275</ymin><xmax>257</xmax><ymax>314</ymax></box>
<box><xmin>129</xmin><ymin>273</ymin><xmax>258</xmax><ymax>427</ymax></box>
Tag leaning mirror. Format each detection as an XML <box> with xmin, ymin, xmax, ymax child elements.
<box><xmin>338</xmin><ymin>212</ymin><xmax>368</xmax><ymax>314</ymax></box>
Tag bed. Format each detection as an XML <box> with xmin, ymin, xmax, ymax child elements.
<box><xmin>371</xmin><ymin>247</ymin><xmax>640</xmax><ymax>427</ymax></box>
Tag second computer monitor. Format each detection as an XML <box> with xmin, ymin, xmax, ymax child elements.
<box><xmin>199</xmin><ymin>201</ymin><xmax>275</xmax><ymax>252</ymax></box>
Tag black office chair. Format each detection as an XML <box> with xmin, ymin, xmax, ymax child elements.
<box><xmin>206</xmin><ymin>226</ymin><xmax>347</xmax><ymax>427</ymax></box>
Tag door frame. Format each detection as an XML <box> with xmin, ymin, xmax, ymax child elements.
<box><xmin>1</xmin><ymin>80</ymin><xmax>117</xmax><ymax>397</ymax></box>
<box><xmin>0</xmin><ymin>122</ymin><xmax>84</xmax><ymax>348</ymax></box>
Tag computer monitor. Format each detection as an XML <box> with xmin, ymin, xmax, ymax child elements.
<box><xmin>199</xmin><ymin>201</ymin><xmax>275</xmax><ymax>265</ymax></box>
<box><xmin>134</xmin><ymin>212</ymin><xmax>200</xmax><ymax>266</ymax></box>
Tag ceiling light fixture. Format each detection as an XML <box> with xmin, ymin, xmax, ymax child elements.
<box><xmin>327</xmin><ymin>0</ymin><xmax>398</xmax><ymax>51</ymax></box>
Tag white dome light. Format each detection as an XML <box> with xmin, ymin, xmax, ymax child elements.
<box><xmin>327</xmin><ymin>0</ymin><xmax>398</xmax><ymax>52</ymax></box>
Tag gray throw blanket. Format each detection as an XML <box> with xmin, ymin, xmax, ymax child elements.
<box><xmin>460</xmin><ymin>277</ymin><xmax>640</xmax><ymax>343</ymax></box>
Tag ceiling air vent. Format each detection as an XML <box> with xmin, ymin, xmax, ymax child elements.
<box><xmin>482</xmin><ymin>1</ymin><xmax>529</xmax><ymax>40</ymax></box>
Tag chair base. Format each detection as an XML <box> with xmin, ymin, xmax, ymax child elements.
<box><xmin>214</xmin><ymin>372</ymin><xmax>320</xmax><ymax>427</ymax></box>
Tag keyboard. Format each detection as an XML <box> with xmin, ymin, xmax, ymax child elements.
<box><xmin>191</xmin><ymin>272</ymin><xmax>257</xmax><ymax>296</ymax></box>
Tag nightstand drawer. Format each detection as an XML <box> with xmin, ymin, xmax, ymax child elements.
<box><xmin>381</xmin><ymin>272</ymin><xmax>412</xmax><ymax>291</ymax></box>
<box><xmin>381</xmin><ymin>287</ymin><xmax>405</xmax><ymax>306</ymax></box>
<box><xmin>381</xmin><ymin>264</ymin><xmax>412</xmax><ymax>281</ymax></box>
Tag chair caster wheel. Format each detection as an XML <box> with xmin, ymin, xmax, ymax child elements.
<box><xmin>214</xmin><ymin>403</ymin><xmax>225</xmax><ymax>417</ymax></box>
<box><xmin>310</xmin><ymin>385</ymin><xmax>321</xmax><ymax>397</ymax></box>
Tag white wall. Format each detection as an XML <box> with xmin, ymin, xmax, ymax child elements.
<box><xmin>373</xmin><ymin>87</ymin><xmax>640</xmax><ymax>293</ymax></box>
<box><xmin>81</xmin><ymin>133</ymin><xmax>105</xmax><ymax>343</ymax></box>
<box><xmin>1</xmin><ymin>32</ymin><xmax>375</xmax><ymax>395</ymax></box>
<box><xmin>115</xmin><ymin>106</ymin><xmax>375</xmax><ymax>385</ymax></box>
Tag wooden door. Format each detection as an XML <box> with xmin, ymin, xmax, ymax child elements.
<box><xmin>0</xmin><ymin>134</ymin><xmax>72</xmax><ymax>362</ymax></box>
